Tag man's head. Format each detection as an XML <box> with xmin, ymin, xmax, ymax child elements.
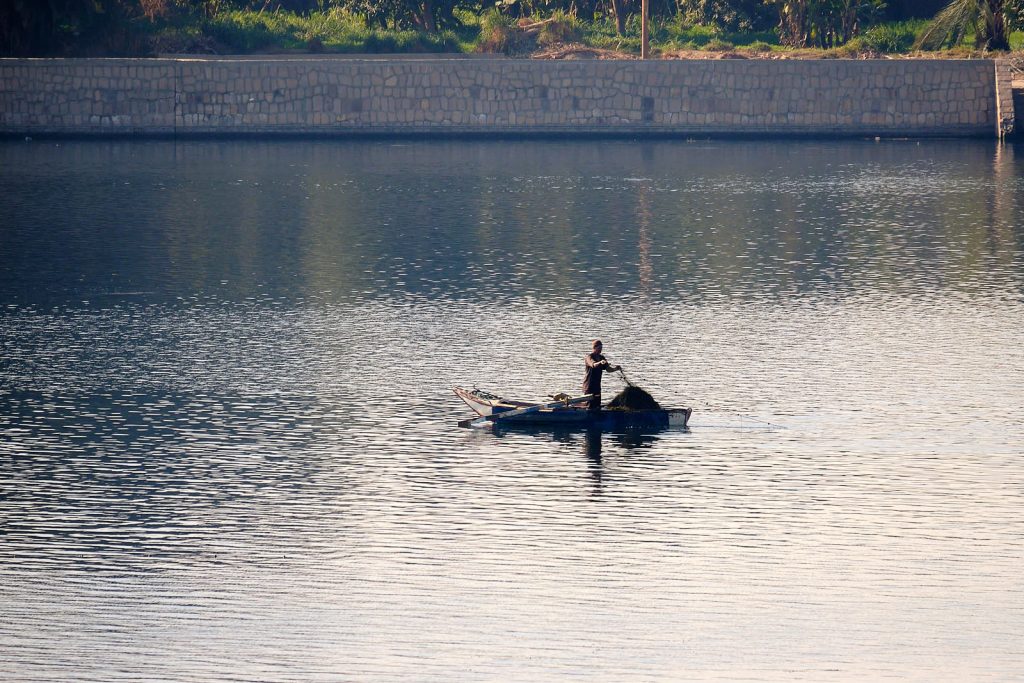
<box><xmin>592</xmin><ymin>339</ymin><xmax>603</xmax><ymax>352</ymax></box>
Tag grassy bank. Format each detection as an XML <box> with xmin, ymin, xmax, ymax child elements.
<box><xmin>73</xmin><ymin>7</ymin><xmax>1024</xmax><ymax>58</ymax></box>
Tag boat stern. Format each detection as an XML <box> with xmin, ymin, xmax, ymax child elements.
<box><xmin>667</xmin><ymin>408</ymin><xmax>692</xmax><ymax>428</ymax></box>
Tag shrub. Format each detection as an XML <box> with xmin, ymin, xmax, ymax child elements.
<box><xmin>853</xmin><ymin>20</ymin><xmax>926</xmax><ymax>53</ymax></box>
<box><xmin>477</xmin><ymin>7</ymin><xmax>517</xmax><ymax>53</ymax></box>
<box><xmin>537</xmin><ymin>11</ymin><xmax>581</xmax><ymax>47</ymax></box>
<box><xmin>741</xmin><ymin>39</ymin><xmax>773</xmax><ymax>53</ymax></box>
<box><xmin>702</xmin><ymin>37</ymin><xmax>735</xmax><ymax>51</ymax></box>
<box><xmin>829</xmin><ymin>43</ymin><xmax>862</xmax><ymax>57</ymax></box>
<box><xmin>678</xmin><ymin>23</ymin><xmax>722</xmax><ymax>46</ymax></box>
<box><xmin>664</xmin><ymin>39</ymin><xmax>699</xmax><ymax>52</ymax></box>
<box><xmin>676</xmin><ymin>0</ymin><xmax>777</xmax><ymax>33</ymax></box>
<box><xmin>725</xmin><ymin>30</ymin><xmax>777</xmax><ymax>47</ymax></box>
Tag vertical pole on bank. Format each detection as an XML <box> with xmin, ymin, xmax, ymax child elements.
<box><xmin>641</xmin><ymin>0</ymin><xmax>649</xmax><ymax>59</ymax></box>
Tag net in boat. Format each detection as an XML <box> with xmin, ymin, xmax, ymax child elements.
<box><xmin>606</xmin><ymin>385</ymin><xmax>662</xmax><ymax>411</ymax></box>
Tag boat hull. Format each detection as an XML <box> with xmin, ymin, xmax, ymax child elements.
<box><xmin>454</xmin><ymin>386</ymin><xmax>691</xmax><ymax>430</ymax></box>
<box><xmin>493</xmin><ymin>407</ymin><xmax>691</xmax><ymax>430</ymax></box>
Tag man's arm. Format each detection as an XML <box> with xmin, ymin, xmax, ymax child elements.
<box><xmin>587</xmin><ymin>355</ymin><xmax>618</xmax><ymax>372</ymax></box>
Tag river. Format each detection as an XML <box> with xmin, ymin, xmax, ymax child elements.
<box><xmin>1</xmin><ymin>139</ymin><xmax>1022</xmax><ymax>681</ymax></box>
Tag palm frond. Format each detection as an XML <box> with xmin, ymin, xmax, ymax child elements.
<box><xmin>914</xmin><ymin>0</ymin><xmax>981</xmax><ymax>50</ymax></box>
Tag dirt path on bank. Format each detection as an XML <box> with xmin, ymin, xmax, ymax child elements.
<box><xmin>531</xmin><ymin>42</ymin><xmax>1024</xmax><ymax>63</ymax></box>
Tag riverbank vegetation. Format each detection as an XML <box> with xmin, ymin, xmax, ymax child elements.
<box><xmin>2</xmin><ymin>0</ymin><xmax>1023</xmax><ymax>58</ymax></box>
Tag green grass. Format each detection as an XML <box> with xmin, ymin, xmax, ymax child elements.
<box><xmin>155</xmin><ymin>8</ymin><xmax>471</xmax><ymax>55</ymax></box>
<box><xmin>845</xmin><ymin>19</ymin><xmax>927</xmax><ymax>54</ymax></box>
<box><xmin>141</xmin><ymin>9</ymin><xmax>1021</xmax><ymax>58</ymax></box>
<box><xmin>565</xmin><ymin>16</ymin><xmax>779</xmax><ymax>55</ymax></box>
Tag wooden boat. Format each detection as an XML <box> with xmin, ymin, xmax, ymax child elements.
<box><xmin>453</xmin><ymin>387</ymin><xmax>692</xmax><ymax>429</ymax></box>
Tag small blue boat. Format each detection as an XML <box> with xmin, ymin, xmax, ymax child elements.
<box><xmin>454</xmin><ymin>387</ymin><xmax>692</xmax><ymax>430</ymax></box>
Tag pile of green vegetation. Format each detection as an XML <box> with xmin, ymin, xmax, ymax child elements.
<box><xmin>606</xmin><ymin>385</ymin><xmax>663</xmax><ymax>411</ymax></box>
<box><xmin>1</xmin><ymin>0</ymin><xmax>1022</xmax><ymax>57</ymax></box>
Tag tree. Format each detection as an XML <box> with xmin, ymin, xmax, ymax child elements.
<box><xmin>771</xmin><ymin>0</ymin><xmax>884</xmax><ymax>48</ymax></box>
<box><xmin>341</xmin><ymin>0</ymin><xmax>474</xmax><ymax>30</ymax></box>
<box><xmin>0</xmin><ymin>0</ymin><xmax>143</xmax><ymax>56</ymax></box>
<box><xmin>677</xmin><ymin>0</ymin><xmax>775</xmax><ymax>32</ymax></box>
<box><xmin>882</xmin><ymin>0</ymin><xmax>948</xmax><ymax>20</ymax></box>
<box><xmin>914</xmin><ymin>0</ymin><xmax>1011</xmax><ymax>51</ymax></box>
<box><xmin>1</xmin><ymin>0</ymin><xmax>82</xmax><ymax>55</ymax></box>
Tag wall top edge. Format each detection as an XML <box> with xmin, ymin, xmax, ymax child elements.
<box><xmin>0</xmin><ymin>56</ymin><xmax>997</xmax><ymax>65</ymax></box>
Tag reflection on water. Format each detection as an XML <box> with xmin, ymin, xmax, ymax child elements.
<box><xmin>1</xmin><ymin>139</ymin><xmax>1023</xmax><ymax>682</ymax></box>
<box><xmin>489</xmin><ymin>425</ymin><xmax>663</xmax><ymax>495</ymax></box>
<box><xmin>1</xmin><ymin>139</ymin><xmax>1022</xmax><ymax>307</ymax></box>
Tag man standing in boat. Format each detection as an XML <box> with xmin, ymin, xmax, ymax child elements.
<box><xmin>584</xmin><ymin>339</ymin><xmax>620</xmax><ymax>412</ymax></box>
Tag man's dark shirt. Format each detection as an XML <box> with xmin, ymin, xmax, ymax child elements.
<box><xmin>583</xmin><ymin>352</ymin><xmax>609</xmax><ymax>396</ymax></box>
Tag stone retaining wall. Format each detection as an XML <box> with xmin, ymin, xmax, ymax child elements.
<box><xmin>1012</xmin><ymin>81</ymin><xmax>1024</xmax><ymax>139</ymax></box>
<box><xmin>0</xmin><ymin>57</ymin><xmax>1014</xmax><ymax>138</ymax></box>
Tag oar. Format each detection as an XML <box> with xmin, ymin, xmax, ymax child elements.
<box><xmin>458</xmin><ymin>394</ymin><xmax>592</xmax><ymax>428</ymax></box>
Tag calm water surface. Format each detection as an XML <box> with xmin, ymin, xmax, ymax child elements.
<box><xmin>1</xmin><ymin>139</ymin><xmax>1023</xmax><ymax>681</ymax></box>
